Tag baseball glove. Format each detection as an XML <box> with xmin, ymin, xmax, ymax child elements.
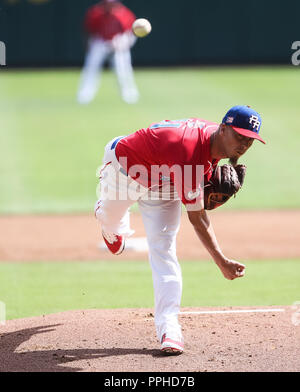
<box><xmin>204</xmin><ymin>164</ymin><xmax>247</xmax><ymax>210</ymax></box>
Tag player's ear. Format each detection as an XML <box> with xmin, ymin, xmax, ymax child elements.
<box><xmin>219</xmin><ymin>123</ymin><xmax>226</xmax><ymax>135</ymax></box>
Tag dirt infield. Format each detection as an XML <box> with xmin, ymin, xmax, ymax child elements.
<box><xmin>0</xmin><ymin>210</ymin><xmax>299</xmax><ymax>372</ymax></box>
<box><xmin>0</xmin><ymin>210</ymin><xmax>299</xmax><ymax>261</ymax></box>
<box><xmin>1</xmin><ymin>307</ymin><xmax>299</xmax><ymax>372</ymax></box>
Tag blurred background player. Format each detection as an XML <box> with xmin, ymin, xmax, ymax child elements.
<box><xmin>77</xmin><ymin>0</ymin><xmax>139</xmax><ymax>104</ymax></box>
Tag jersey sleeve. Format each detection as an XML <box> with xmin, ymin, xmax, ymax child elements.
<box><xmin>117</xmin><ymin>6</ymin><xmax>136</xmax><ymax>32</ymax></box>
<box><xmin>84</xmin><ymin>7</ymin><xmax>101</xmax><ymax>34</ymax></box>
<box><xmin>171</xmin><ymin>164</ymin><xmax>205</xmax><ymax>211</ymax></box>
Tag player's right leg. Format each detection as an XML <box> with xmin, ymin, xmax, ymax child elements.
<box><xmin>95</xmin><ymin>137</ymin><xmax>147</xmax><ymax>254</ymax></box>
<box><xmin>77</xmin><ymin>38</ymin><xmax>111</xmax><ymax>104</ymax></box>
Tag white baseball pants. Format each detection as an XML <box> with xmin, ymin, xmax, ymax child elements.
<box><xmin>77</xmin><ymin>37</ymin><xmax>139</xmax><ymax>104</ymax></box>
<box><xmin>95</xmin><ymin>137</ymin><xmax>183</xmax><ymax>342</ymax></box>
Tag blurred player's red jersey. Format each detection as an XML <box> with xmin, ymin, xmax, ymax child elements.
<box><xmin>84</xmin><ymin>2</ymin><xmax>136</xmax><ymax>40</ymax></box>
<box><xmin>115</xmin><ymin>119</ymin><xmax>220</xmax><ymax>205</ymax></box>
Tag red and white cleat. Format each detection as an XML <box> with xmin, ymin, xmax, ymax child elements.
<box><xmin>161</xmin><ymin>333</ymin><xmax>184</xmax><ymax>355</ymax></box>
<box><xmin>102</xmin><ymin>231</ymin><xmax>125</xmax><ymax>255</ymax></box>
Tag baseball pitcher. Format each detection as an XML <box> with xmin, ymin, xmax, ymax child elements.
<box><xmin>95</xmin><ymin>105</ymin><xmax>265</xmax><ymax>354</ymax></box>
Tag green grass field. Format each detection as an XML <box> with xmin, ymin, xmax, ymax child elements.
<box><xmin>0</xmin><ymin>67</ymin><xmax>299</xmax><ymax>213</ymax></box>
<box><xmin>0</xmin><ymin>260</ymin><xmax>299</xmax><ymax>320</ymax></box>
<box><xmin>0</xmin><ymin>67</ymin><xmax>299</xmax><ymax>321</ymax></box>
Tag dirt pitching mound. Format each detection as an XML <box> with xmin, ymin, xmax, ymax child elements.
<box><xmin>1</xmin><ymin>307</ymin><xmax>299</xmax><ymax>372</ymax></box>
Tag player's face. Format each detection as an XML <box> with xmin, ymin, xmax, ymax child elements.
<box><xmin>223</xmin><ymin>125</ymin><xmax>254</xmax><ymax>160</ymax></box>
<box><xmin>103</xmin><ymin>0</ymin><xmax>117</xmax><ymax>11</ymax></box>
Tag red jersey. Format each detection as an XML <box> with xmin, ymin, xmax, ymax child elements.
<box><xmin>84</xmin><ymin>2</ymin><xmax>136</xmax><ymax>40</ymax></box>
<box><xmin>115</xmin><ymin>118</ymin><xmax>220</xmax><ymax>207</ymax></box>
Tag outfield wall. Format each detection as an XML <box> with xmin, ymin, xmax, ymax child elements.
<box><xmin>0</xmin><ymin>0</ymin><xmax>299</xmax><ymax>66</ymax></box>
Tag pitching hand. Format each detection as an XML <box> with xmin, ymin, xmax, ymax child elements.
<box><xmin>217</xmin><ymin>258</ymin><xmax>246</xmax><ymax>280</ymax></box>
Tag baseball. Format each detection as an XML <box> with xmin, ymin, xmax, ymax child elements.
<box><xmin>132</xmin><ymin>18</ymin><xmax>152</xmax><ymax>38</ymax></box>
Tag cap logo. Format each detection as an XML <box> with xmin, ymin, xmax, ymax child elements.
<box><xmin>249</xmin><ymin>115</ymin><xmax>260</xmax><ymax>131</ymax></box>
<box><xmin>226</xmin><ymin>117</ymin><xmax>234</xmax><ymax>124</ymax></box>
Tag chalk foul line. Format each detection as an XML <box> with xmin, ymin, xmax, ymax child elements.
<box><xmin>180</xmin><ymin>308</ymin><xmax>285</xmax><ymax>315</ymax></box>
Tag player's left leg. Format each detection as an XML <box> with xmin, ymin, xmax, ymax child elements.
<box><xmin>138</xmin><ymin>197</ymin><xmax>183</xmax><ymax>350</ymax></box>
<box><xmin>112</xmin><ymin>49</ymin><xmax>139</xmax><ymax>104</ymax></box>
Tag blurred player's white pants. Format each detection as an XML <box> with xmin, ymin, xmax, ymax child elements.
<box><xmin>95</xmin><ymin>137</ymin><xmax>183</xmax><ymax>343</ymax></box>
<box><xmin>77</xmin><ymin>36</ymin><xmax>139</xmax><ymax>104</ymax></box>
